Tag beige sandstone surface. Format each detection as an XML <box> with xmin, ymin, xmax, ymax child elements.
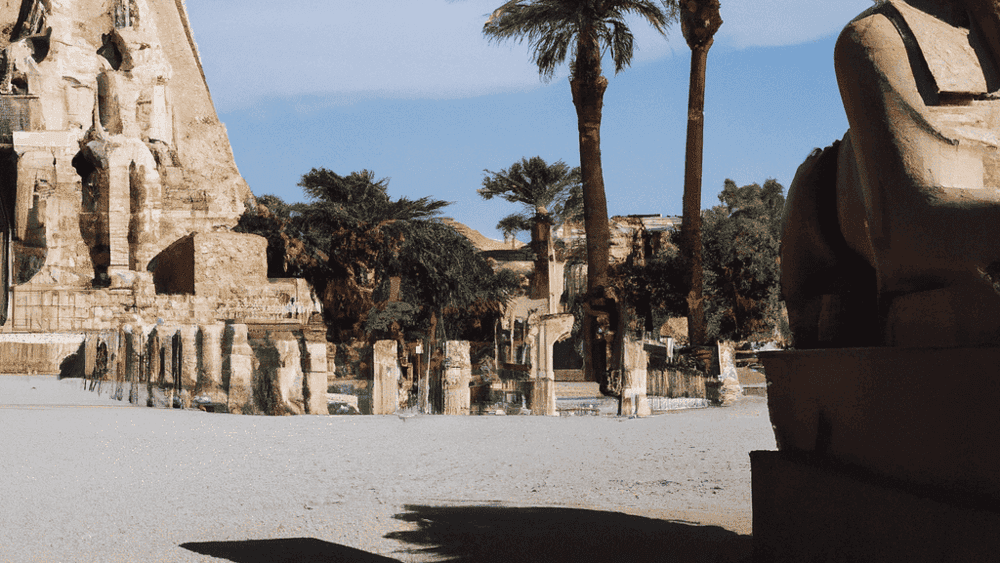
<box><xmin>0</xmin><ymin>375</ymin><xmax>774</xmax><ymax>562</ymax></box>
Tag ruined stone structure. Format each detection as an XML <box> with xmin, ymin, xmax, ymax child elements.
<box><xmin>0</xmin><ymin>0</ymin><xmax>328</xmax><ymax>414</ymax></box>
<box><xmin>757</xmin><ymin>1</ymin><xmax>1000</xmax><ymax>559</ymax></box>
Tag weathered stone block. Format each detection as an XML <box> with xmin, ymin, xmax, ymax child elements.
<box><xmin>753</xmin><ymin>450</ymin><xmax>1000</xmax><ymax>563</ymax></box>
<box><xmin>224</xmin><ymin>323</ymin><xmax>253</xmax><ymax>414</ymax></box>
<box><xmin>621</xmin><ymin>340</ymin><xmax>650</xmax><ymax>417</ymax></box>
<box><xmin>372</xmin><ymin>340</ymin><xmax>399</xmax><ymax>415</ymax></box>
<box><xmin>149</xmin><ymin>232</ymin><xmax>267</xmax><ymax>296</ymax></box>
<box><xmin>442</xmin><ymin>341</ymin><xmax>470</xmax><ymax>416</ymax></box>
<box><xmin>760</xmin><ymin>346</ymin><xmax>1000</xmax><ymax>503</ymax></box>
<box><xmin>196</xmin><ymin>322</ymin><xmax>225</xmax><ymax>403</ymax></box>
<box><xmin>303</xmin><ymin>334</ymin><xmax>328</xmax><ymax>415</ymax></box>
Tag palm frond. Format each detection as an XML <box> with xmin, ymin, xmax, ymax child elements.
<box><xmin>484</xmin><ymin>0</ymin><xmax>675</xmax><ymax>79</ymax></box>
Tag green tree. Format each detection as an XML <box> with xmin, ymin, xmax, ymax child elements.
<box><xmin>678</xmin><ymin>0</ymin><xmax>722</xmax><ymax>348</ymax></box>
<box><xmin>484</xmin><ymin>0</ymin><xmax>676</xmax><ymax>393</ymax></box>
<box><xmin>701</xmin><ymin>179</ymin><xmax>785</xmax><ymax>341</ymax></box>
<box><xmin>370</xmin><ymin>220</ymin><xmax>522</xmax><ymax>351</ymax></box>
<box><xmin>612</xmin><ymin>232</ymin><xmax>688</xmax><ymax>337</ymax></box>
<box><xmin>479</xmin><ymin>156</ymin><xmax>581</xmax><ymax>299</ymax></box>
<box><xmin>236</xmin><ymin>169</ymin><xmax>518</xmax><ymax>344</ymax></box>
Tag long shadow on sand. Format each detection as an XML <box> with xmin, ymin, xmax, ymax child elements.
<box><xmin>179</xmin><ymin>537</ymin><xmax>401</xmax><ymax>562</ymax></box>
<box><xmin>386</xmin><ymin>504</ymin><xmax>751</xmax><ymax>563</ymax></box>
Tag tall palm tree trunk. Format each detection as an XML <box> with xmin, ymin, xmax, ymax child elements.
<box><xmin>680</xmin><ymin>0</ymin><xmax>722</xmax><ymax>349</ymax></box>
<box><xmin>571</xmin><ymin>31</ymin><xmax>617</xmax><ymax>395</ymax></box>
<box><xmin>681</xmin><ymin>44</ymin><xmax>710</xmax><ymax>347</ymax></box>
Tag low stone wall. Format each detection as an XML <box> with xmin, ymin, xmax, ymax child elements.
<box><xmin>75</xmin><ymin>321</ymin><xmax>328</xmax><ymax>415</ymax></box>
<box><xmin>0</xmin><ymin>333</ymin><xmax>86</xmax><ymax>375</ymax></box>
<box><xmin>645</xmin><ymin>341</ymin><xmax>710</xmax><ymax>400</ymax></box>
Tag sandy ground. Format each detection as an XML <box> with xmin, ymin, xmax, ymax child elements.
<box><xmin>0</xmin><ymin>375</ymin><xmax>776</xmax><ymax>563</ymax></box>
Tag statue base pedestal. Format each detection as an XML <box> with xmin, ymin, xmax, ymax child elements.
<box><xmin>755</xmin><ymin>347</ymin><xmax>1000</xmax><ymax>561</ymax></box>
<box><xmin>758</xmin><ymin>347</ymin><xmax>1000</xmax><ymax>501</ymax></box>
<box><xmin>752</xmin><ymin>450</ymin><xmax>1000</xmax><ymax>563</ymax></box>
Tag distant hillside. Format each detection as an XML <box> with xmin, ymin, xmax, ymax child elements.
<box><xmin>441</xmin><ymin>218</ymin><xmax>524</xmax><ymax>252</ymax></box>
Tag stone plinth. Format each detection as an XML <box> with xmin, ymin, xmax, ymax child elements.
<box><xmin>759</xmin><ymin>347</ymin><xmax>1000</xmax><ymax>502</ymax></box>
<box><xmin>0</xmin><ymin>332</ymin><xmax>84</xmax><ymax>374</ymax></box>
<box><xmin>196</xmin><ymin>323</ymin><xmax>225</xmax><ymax>402</ymax></box>
<box><xmin>302</xmin><ymin>327</ymin><xmax>328</xmax><ymax>415</ymax></box>
<box><xmin>442</xmin><ymin>341</ymin><xmax>470</xmax><ymax>415</ymax></box>
<box><xmin>270</xmin><ymin>330</ymin><xmax>305</xmax><ymax>415</ymax></box>
<box><xmin>372</xmin><ymin>340</ymin><xmax>399</xmax><ymax>415</ymax></box>
<box><xmin>224</xmin><ymin>323</ymin><xmax>252</xmax><ymax>414</ymax></box>
<box><xmin>753</xmin><ymin>450</ymin><xmax>1000</xmax><ymax>563</ymax></box>
<box><xmin>620</xmin><ymin>340</ymin><xmax>651</xmax><ymax>417</ymax></box>
<box><xmin>756</xmin><ymin>347</ymin><xmax>1000</xmax><ymax>562</ymax></box>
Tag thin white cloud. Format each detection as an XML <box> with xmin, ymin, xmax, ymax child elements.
<box><xmin>187</xmin><ymin>0</ymin><xmax>872</xmax><ymax>111</ymax></box>
<box><xmin>718</xmin><ymin>0</ymin><xmax>873</xmax><ymax>48</ymax></box>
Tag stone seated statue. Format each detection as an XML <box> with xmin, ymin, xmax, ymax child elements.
<box><xmin>783</xmin><ymin>0</ymin><xmax>1000</xmax><ymax>348</ymax></box>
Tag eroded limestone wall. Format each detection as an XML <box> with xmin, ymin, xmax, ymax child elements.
<box><xmin>0</xmin><ymin>0</ymin><xmax>252</xmax><ymax>300</ymax></box>
<box><xmin>76</xmin><ymin>321</ymin><xmax>329</xmax><ymax>415</ymax></box>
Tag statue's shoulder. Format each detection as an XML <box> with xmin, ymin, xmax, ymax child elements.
<box><xmin>843</xmin><ymin>0</ymin><xmax>988</xmax><ymax>96</ymax></box>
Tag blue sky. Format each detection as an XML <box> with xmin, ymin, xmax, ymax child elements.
<box><xmin>185</xmin><ymin>0</ymin><xmax>871</xmax><ymax>241</ymax></box>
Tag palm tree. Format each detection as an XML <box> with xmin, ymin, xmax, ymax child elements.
<box><xmin>484</xmin><ymin>0</ymin><xmax>675</xmax><ymax>391</ymax></box>
<box><xmin>679</xmin><ymin>0</ymin><xmax>721</xmax><ymax>348</ymax></box>
<box><xmin>479</xmin><ymin>156</ymin><xmax>581</xmax><ymax>303</ymax></box>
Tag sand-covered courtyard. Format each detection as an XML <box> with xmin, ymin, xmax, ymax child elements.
<box><xmin>0</xmin><ymin>375</ymin><xmax>775</xmax><ymax>562</ymax></box>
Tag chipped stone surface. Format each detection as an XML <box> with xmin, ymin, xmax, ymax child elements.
<box><xmin>442</xmin><ymin>340</ymin><xmax>471</xmax><ymax>416</ymax></box>
<box><xmin>784</xmin><ymin>0</ymin><xmax>1000</xmax><ymax>348</ymax></box>
<box><xmin>0</xmin><ymin>0</ymin><xmax>327</xmax><ymax>413</ymax></box>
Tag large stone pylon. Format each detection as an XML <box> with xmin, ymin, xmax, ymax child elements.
<box><xmin>0</xmin><ymin>0</ymin><xmax>251</xmax><ymax>299</ymax></box>
<box><xmin>0</xmin><ymin>1</ymin><xmax>328</xmax><ymax>417</ymax></box>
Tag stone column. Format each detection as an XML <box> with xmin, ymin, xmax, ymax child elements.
<box><xmin>84</xmin><ymin>331</ymin><xmax>98</xmax><ymax>380</ymax></box>
<box><xmin>417</xmin><ymin>343</ymin><xmax>430</xmax><ymax>414</ymax></box>
<box><xmin>302</xmin><ymin>326</ymin><xmax>329</xmax><ymax>415</ymax></box>
<box><xmin>442</xmin><ymin>341</ymin><xmax>470</xmax><ymax>416</ymax></box>
<box><xmin>529</xmin><ymin>314</ymin><xmax>573</xmax><ymax>416</ymax></box>
<box><xmin>271</xmin><ymin>330</ymin><xmax>304</xmax><ymax>415</ymax></box>
<box><xmin>716</xmin><ymin>340</ymin><xmax>742</xmax><ymax>406</ymax></box>
<box><xmin>621</xmin><ymin>340</ymin><xmax>651</xmax><ymax>417</ymax></box>
<box><xmin>105</xmin><ymin>159</ymin><xmax>130</xmax><ymax>281</ymax></box>
<box><xmin>197</xmin><ymin>323</ymin><xmax>225</xmax><ymax>403</ymax></box>
<box><xmin>177</xmin><ymin>324</ymin><xmax>198</xmax><ymax>408</ymax></box>
<box><xmin>372</xmin><ymin>340</ymin><xmax>399</xmax><ymax>415</ymax></box>
<box><xmin>224</xmin><ymin>322</ymin><xmax>253</xmax><ymax>414</ymax></box>
<box><xmin>156</xmin><ymin>326</ymin><xmax>179</xmax><ymax>407</ymax></box>
<box><xmin>124</xmin><ymin>326</ymin><xmax>141</xmax><ymax>405</ymax></box>
<box><xmin>114</xmin><ymin>327</ymin><xmax>127</xmax><ymax>401</ymax></box>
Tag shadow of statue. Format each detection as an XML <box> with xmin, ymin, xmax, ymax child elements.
<box><xmin>179</xmin><ymin>537</ymin><xmax>401</xmax><ymax>563</ymax></box>
<box><xmin>385</xmin><ymin>504</ymin><xmax>751</xmax><ymax>563</ymax></box>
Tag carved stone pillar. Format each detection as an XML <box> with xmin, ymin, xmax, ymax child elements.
<box><xmin>270</xmin><ymin>330</ymin><xmax>304</xmax><ymax>415</ymax></box>
<box><xmin>197</xmin><ymin>322</ymin><xmax>225</xmax><ymax>403</ymax></box>
<box><xmin>620</xmin><ymin>340</ymin><xmax>651</xmax><ymax>417</ymax></box>
<box><xmin>177</xmin><ymin>324</ymin><xmax>197</xmax><ymax>408</ymax></box>
<box><xmin>303</xmin><ymin>326</ymin><xmax>328</xmax><ymax>415</ymax></box>
<box><xmin>224</xmin><ymin>322</ymin><xmax>253</xmax><ymax>414</ymax></box>
<box><xmin>372</xmin><ymin>340</ymin><xmax>399</xmax><ymax>415</ymax></box>
<box><xmin>442</xmin><ymin>341</ymin><xmax>470</xmax><ymax>416</ymax></box>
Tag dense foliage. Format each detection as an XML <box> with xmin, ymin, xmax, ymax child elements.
<box><xmin>701</xmin><ymin>179</ymin><xmax>786</xmax><ymax>342</ymax></box>
<box><xmin>479</xmin><ymin>155</ymin><xmax>583</xmax><ymax>240</ymax></box>
<box><xmin>236</xmin><ymin>169</ymin><xmax>520</xmax><ymax>343</ymax></box>
<box><xmin>613</xmin><ymin>179</ymin><xmax>786</xmax><ymax>344</ymax></box>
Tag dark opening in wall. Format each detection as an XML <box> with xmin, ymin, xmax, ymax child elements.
<box><xmin>72</xmin><ymin>151</ymin><xmax>109</xmax><ymax>287</ymax></box>
<box><xmin>97</xmin><ymin>34</ymin><xmax>121</xmax><ymax>71</ymax></box>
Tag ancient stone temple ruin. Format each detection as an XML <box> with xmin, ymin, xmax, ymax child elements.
<box><xmin>0</xmin><ymin>0</ymin><xmax>328</xmax><ymax>414</ymax></box>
